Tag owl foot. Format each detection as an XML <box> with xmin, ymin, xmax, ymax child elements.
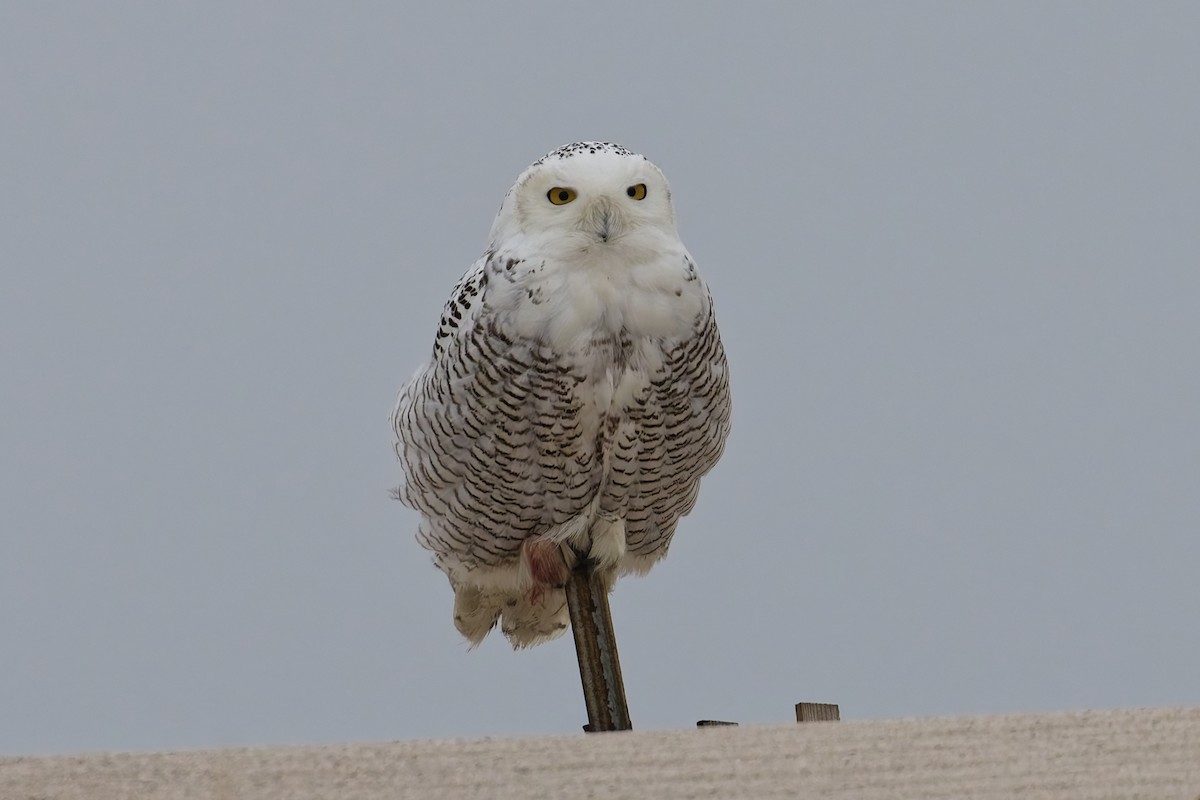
<box><xmin>520</xmin><ymin>536</ymin><xmax>569</xmax><ymax>604</ymax></box>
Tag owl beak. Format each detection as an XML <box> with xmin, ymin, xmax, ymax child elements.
<box><xmin>586</xmin><ymin>197</ymin><xmax>621</xmax><ymax>243</ymax></box>
<box><xmin>598</xmin><ymin>211</ymin><xmax>612</xmax><ymax>242</ymax></box>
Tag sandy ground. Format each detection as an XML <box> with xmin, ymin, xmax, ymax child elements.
<box><xmin>4</xmin><ymin>707</ymin><xmax>1199</xmax><ymax>799</ymax></box>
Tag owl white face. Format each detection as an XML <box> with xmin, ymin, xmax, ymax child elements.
<box><xmin>492</xmin><ymin>143</ymin><xmax>679</xmax><ymax>256</ymax></box>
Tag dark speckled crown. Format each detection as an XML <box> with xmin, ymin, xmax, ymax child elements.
<box><xmin>533</xmin><ymin>142</ymin><xmax>638</xmax><ymax>165</ymax></box>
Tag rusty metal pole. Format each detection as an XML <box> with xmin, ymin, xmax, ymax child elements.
<box><xmin>565</xmin><ymin>564</ymin><xmax>632</xmax><ymax>732</ymax></box>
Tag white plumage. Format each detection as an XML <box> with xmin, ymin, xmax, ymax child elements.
<box><xmin>392</xmin><ymin>142</ymin><xmax>731</xmax><ymax>648</ymax></box>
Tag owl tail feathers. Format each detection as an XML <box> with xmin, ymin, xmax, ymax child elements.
<box><xmin>451</xmin><ymin>583</ymin><xmax>570</xmax><ymax>649</ymax></box>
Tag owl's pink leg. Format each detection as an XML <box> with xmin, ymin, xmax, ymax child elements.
<box><xmin>521</xmin><ymin>536</ymin><xmax>569</xmax><ymax>604</ymax></box>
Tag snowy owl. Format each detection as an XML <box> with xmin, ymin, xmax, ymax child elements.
<box><xmin>392</xmin><ymin>142</ymin><xmax>731</xmax><ymax>648</ymax></box>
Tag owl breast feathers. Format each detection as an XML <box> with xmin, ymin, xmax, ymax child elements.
<box><xmin>392</xmin><ymin>142</ymin><xmax>731</xmax><ymax>648</ymax></box>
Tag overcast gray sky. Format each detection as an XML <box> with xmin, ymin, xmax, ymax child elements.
<box><xmin>2</xmin><ymin>2</ymin><xmax>1198</xmax><ymax>756</ymax></box>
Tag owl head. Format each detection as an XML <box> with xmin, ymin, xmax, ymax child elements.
<box><xmin>488</xmin><ymin>142</ymin><xmax>679</xmax><ymax>259</ymax></box>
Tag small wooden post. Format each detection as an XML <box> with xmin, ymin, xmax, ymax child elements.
<box><xmin>565</xmin><ymin>565</ymin><xmax>632</xmax><ymax>732</ymax></box>
<box><xmin>795</xmin><ymin>702</ymin><xmax>841</xmax><ymax>722</ymax></box>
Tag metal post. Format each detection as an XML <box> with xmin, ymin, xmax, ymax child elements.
<box><xmin>565</xmin><ymin>565</ymin><xmax>632</xmax><ymax>732</ymax></box>
<box><xmin>795</xmin><ymin>702</ymin><xmax>841</xmax><ymax>722</ymax></box>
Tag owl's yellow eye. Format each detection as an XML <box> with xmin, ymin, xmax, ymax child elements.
<box><xmin>626</xmin><ymin>183</ymin><xmax>647</xmax><ymax>200</ymax></box>
<box><xmin>547</xmin><ymin>187</ymin><xmax>577</xmax><ymax>205</ymax></box>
